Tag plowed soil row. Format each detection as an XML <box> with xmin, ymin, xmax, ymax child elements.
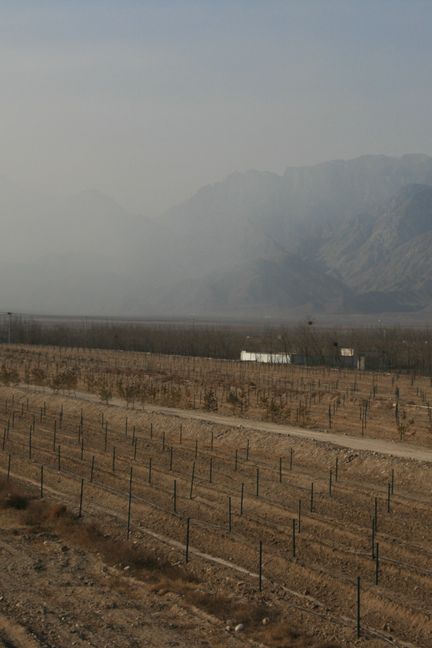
<box><xmin>1</xmin><ymin>382</ymin><xmax>432</xmax><ymax>647</ymax></box>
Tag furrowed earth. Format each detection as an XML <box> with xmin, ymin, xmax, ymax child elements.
<box><xmin>0</xmin><ymin>345</ymin><xmax>431</xmax><ymax>647</ymax></box>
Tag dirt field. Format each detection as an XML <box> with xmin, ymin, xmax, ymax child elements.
<box><xmin>2</xmin><ymin>344</ymin><xmax>432</xmax><ymax>447</ymax></box>
<box><xmin>1</xmin><ymin>346</ymin><xmax>432</xmax><ymax>646</ymax></box>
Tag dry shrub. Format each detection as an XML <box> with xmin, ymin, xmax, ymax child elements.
<box><xmin>22</xmin><ymin>501</ymin><xmax>70</xmax><ymax>526</ymax></box>
<box><xmin>186</xmin><ymin>591</ymin><xmax>239</xmax><ymax>619</ymax></box>
<box><xmin>258</xmin><ymin>621</ymin><xmax>300</xmax><ymax>645</ymax></box>
<box><xmin>184</xmin><ymin>591</ymin><xmax>337</xmax><ymax>648</ymax></box>
<box><xmin>0</xmin><ymin>481</ymin><xmax>30</xmax><ymax>510</ymax></box>
<box><xmin>3</xmin><ymin>492</ymin><xmax>29</xmax><ymax>510</ymax></box>
<box><xmin>185</xmin><ymin>590</ymin><xmax>278</xmax><ymax>629</ymax></box>
<box><xmin>255</xmin><ymin>620</ymin><xmax>338</xmax><ymax>647</ymax></box>
<box><xmin>107</xmin><ymin>574</ymin><xmax>142</xmax><ymax>599</ymax></box>
<box><xmin>48</xmin><ymin>503</ymin><xmax>68</xmax><ymax>518</ymax></box>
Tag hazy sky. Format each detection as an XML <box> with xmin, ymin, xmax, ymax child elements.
<box><xmin>1</xmin><ymin>0</ymin><xmax>432</xmax><ymax>215</ymax></box>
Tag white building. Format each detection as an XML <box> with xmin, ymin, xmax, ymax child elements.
<box><xmin>240</xmin><ymin>350</ymin><xmax>291</xmax><ymax>364</ymax></box>
<box><xmin>340</xmin><ymin>347</ymin><xmax>355</xmax><ymax>357</ymax></box>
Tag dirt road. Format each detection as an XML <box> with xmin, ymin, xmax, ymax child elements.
<box><xmin>20</xmin><ymin>383</ymin><xmax>432</xmax><ymax>464</ymax></box>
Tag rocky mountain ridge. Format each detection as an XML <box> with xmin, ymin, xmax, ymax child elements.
<box><xmin>2</xmin><ymin>154</ymin><xmax>432</xmax><ymax>318</ymax></box>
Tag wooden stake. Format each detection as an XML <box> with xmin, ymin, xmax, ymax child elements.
<box><xmin>356</xmin><ymin>576</ymin><xmax>361</xmax><ymax>639</ymax></box>
<box><xmin>78</xmin><ymin>478</ymin><xmax>84</xmax><ymax>518</ymax></box>
<box><xmin>374</xmin><ymin>497</ymin><xmax>378</xmax><ymax>532</ymax></box>
<box><xmin>189</xmin><ymin>461</ymin><xmax>195</xmax><ymax>499</ymax></box>
<box><xmin>127</xmin><ymin>468</ymin><xmax>133</xmax><ymax>540</ymax></box>
<box><xmin>185</xmin><ymin>517</ymin><xmax>190</xmax><ymax>563</ymax></box>
<box><xmin>375</xmin><ymin>542</ymin><xmax>380</xmax><ymax>585</ymax></box>
<box><xmin>148</xmin><ymin>457</ymin><xmax>152</xmax><ymax>484</ymax></box>
<box><xmin>292</xmin><ymin>519</ymin><xmax>296</xmax><ymax>558</ymax></box>
<box><xmin>258</xmin><ymin>540</ymin><xmax>263</xmax><ymax>592</ymax></box>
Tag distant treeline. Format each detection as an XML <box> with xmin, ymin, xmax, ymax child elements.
<box><xmin>2</xmin><ymin>315</ymin><xmax>432</xmax><ymax>374</ymax></box>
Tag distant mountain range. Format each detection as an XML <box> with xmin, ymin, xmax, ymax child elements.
<box><xmin>3</xmin><ymin>154</ymin><xmax>432</xmax><ymax>320</ymax></box>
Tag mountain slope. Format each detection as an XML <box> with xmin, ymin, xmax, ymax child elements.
<box><xmin>321</xmin><ymin>184</ymin><xmax>432</xmax><ymax>307</ymax></box>
<box><xmin>148</xmin><ymin>153</ymin><xmax>432</xmax><ymax>285</ymax></box>
<box><xmin>3</xmin><ymin>154</ymin><xmax>432</xmax><ymax>317</ymax></box>
<box><xmin>146</xmin><ymin>253</ymin><xmax>353</xmax><ymax>317</ymax></box>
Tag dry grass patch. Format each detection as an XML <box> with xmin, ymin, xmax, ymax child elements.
<box><xmin>0</xmin><ymin>483</ymin><xmax>195</xmax><ymax>587</ymax></box>
<box><xmin>254</xmin><ymin>620</ymin><xmax>338</xmax><ymax>647</ymax></box>
<box><xmin>182</xmin><ymin>590</ymin><xmax>336</xmax><ymax>647</ymax></box>
<box><xmin>0</xmin><ymin>483</ymin><xmax>342</xmax><ymax>647</ymax></box>
<box><xmin>0</xmin><ymin>481</ymin><xmax>31</xmax><ymax>510</ymax></box>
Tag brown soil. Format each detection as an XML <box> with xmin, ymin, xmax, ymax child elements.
<box><xmin>0</xmin><ymin>346</ymin><xmax>431</xmax><ymax>646</ymax></box>
<box><xmin>2</xmin><ymin>343</ymin><xmax>432</xmax><ymax>447</ymax></box>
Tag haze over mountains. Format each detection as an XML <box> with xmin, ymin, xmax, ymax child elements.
<box><xmin>3</xmin><ymin>153</ymin><xmax>432</xmax><ymax>320</ymax></box>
